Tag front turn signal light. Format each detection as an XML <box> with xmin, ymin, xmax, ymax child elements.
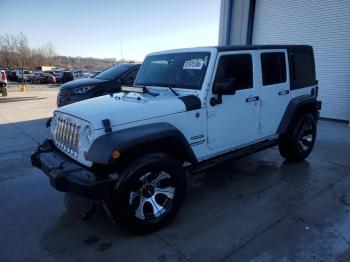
<box><xmin>112</xmin><ymin>150</ymin><xmax>121</xmax><ymax>159</ymax></box>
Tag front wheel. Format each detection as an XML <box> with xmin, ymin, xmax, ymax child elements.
<box><xmin>279</xmin><ymin>113</ymin><xmax>317</xmax><ymax>162</ymax></box>
<box><xmin>105</xmin><ymin>153</ymin><xmax>186</xmax><ymax>234</ymax></box>
<box><xmin>2</xmin><ymin>88</ymin><xmax>8</xmax><ymax>97</ymax></box>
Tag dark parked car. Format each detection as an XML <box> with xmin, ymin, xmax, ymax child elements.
<box><xmin>56</xmin><ymin>71</ymin><xmax>74</xmax><ymax>83</ymax></box>
<box><xmin>57</xmin><ymin>63</ymin><xmax>141</xmax><ymax>107</ymax></box>
<box><xmin>31</xmin><ymin>72</ymin><xmax>56</xmax><ymax>84</ymax></box>
<box><xmin>8</xmin><ymin>70</ymin><xmax>18</xmax><ymax>81</ymax></box>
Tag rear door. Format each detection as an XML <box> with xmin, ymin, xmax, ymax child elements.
<box><xmin>258</xmin><ymin>50</ymin><xmax>290</xmax><ymax>136</ymax></box>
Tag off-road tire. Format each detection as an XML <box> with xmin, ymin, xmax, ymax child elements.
<box><xmin>279</xmin><ymin>113</ymin><xmax>316</xmax><ymax>162</ymax></box>
<box><xmin>105</xmin><ymin>153</ymin><xmax>186</xmax><ymax>235</ymax></box>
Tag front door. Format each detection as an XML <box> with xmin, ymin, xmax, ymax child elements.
<box><xmin>207</xmin><ymin>51</ymin><xmax>261</xmax><ymax>151</ymax></box>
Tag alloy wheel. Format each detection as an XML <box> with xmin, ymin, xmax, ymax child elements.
<box><xmin>298</xmin><ymin>122</ymin><xmax>314</xmax><ymax>152</ymax></box>
<box><xmin>129</xmin><ymin>171</ymin><xmax>175</xmax><ymax>221</ymax></box>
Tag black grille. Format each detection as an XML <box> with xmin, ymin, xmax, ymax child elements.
<box><xmin>57</xmin><ymin>89</ymin><xmax>71</xmax><ymax>107</ymax></box>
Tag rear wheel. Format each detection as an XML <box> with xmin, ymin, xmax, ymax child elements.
<box><xmin>279</xmin><ymin>113</ymin><xmax>317</xmax><ymax>162</ymax></box>
<box><xmin>104</xmin><ymin>153</ymin><xmax>186</xmax><ymax>234</ymax></box>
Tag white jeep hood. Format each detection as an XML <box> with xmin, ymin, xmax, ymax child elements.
<box><xmin>56</xmin><ymin>92</ymin><xmax>188</xmax><ymax>129</ymax></box>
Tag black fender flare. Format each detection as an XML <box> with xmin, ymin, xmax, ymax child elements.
<box><xmin>86</xmin><ymin>123</ymin><xmax>198</xmax><ymax>166</ymax></box>
<box><xmin>277</xmin><ymin>95</ymin><xmax>321</xmax><ymax>135</ymax></box>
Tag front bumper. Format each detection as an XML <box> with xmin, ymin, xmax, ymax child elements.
<box><xmin>31</xmin><ymin>140</ymin><xmax>116</xmax><ymax>199</ymax></box>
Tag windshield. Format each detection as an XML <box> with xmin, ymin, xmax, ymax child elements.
<box><xmin>135</xmin><ymin>52</ymin><xmax>211</xmax><ymax>90</ymax></box>
<box><xmin>94</xmin><ymin>64</ymin><xmax>132</xmax><ymax>80</ymax></box>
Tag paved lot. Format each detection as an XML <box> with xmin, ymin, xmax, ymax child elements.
<box><xmin>0</xmin><ymin>89</ymin><xmax>350</xmax><ymax>261</ymax></box>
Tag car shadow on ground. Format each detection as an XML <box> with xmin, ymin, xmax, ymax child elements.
<box><xmin>39</xmin><ymin>194</ymin><xmax>127</xmax><ymax>256</ymax></box>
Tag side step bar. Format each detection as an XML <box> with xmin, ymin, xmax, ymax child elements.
<box><xmin>190</xmin><ymin>139</ymin><xmax>279</xmax><ymax>174</ymax></box>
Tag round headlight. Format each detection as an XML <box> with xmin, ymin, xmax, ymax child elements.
<box><xmin>83</xmin><ymin>125</ymin><xmax>93</xmax><ymax>144</ymax></box>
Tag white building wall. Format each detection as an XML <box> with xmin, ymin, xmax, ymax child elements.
<box><xmin>253</xmin><ymin>0</ymin><xmax>350</xmax><ymax>120</ymax></box>
<box><xmin>218</xmin><ymin>0</ymin><xmax>252</xmax><ymax>45</ymax></box>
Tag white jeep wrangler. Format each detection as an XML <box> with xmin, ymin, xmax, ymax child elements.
<box><xmin>32</xmin><ymin>45</ymin><xmax>321</xmax><ymax>234</ymax></box>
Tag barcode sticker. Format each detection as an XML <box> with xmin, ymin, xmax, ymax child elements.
<box><xmin>183</xmin><ymin>59</ymin><xmax>204</xmax><ymax>70</ymax></box>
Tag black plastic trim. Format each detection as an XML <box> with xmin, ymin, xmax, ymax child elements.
<box><xmin>178</xmin><ymin>95</ymin><xmax>201</xmax><ymax>111</ymax></box>
<box><xmin>191</xmin><ymin>139</ymin><xmax>279</xmax><ymax>174</ymax></box>
<box><xmin>217</xmin><ymin>45</ymin><xmax>313</xmax><ymax>52</ymax></box>
<box><xmin>31</xmin><ymin>140</ymin><xmax>116</xmax><ymax>199</ymax></box>
<box><xmin>87</xmin><ymin>123</ymin><xmax>198</xmax><ymax>165</ymax></box>
<box><xmin>102</xmin><ymin>119</ymin><xmax>112</xmax><ymax>133</ymax></box>
<box><xmin>277</xmin><ymin>95</ymin><xmax>320</xmax><ymax>135</ymax></box>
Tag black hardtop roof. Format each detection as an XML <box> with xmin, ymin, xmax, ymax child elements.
<box><xmin>216</xmin><ymin>45</ymin><xmax>313</xmax><ymax>52</ymax></box>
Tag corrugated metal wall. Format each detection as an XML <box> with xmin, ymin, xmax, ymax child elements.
<box><xmin>252</xmin><ymin>0</ymin><xmax>350</xmax><ymax>120</ymax></box>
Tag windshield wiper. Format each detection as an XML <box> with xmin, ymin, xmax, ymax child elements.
<box><xmin>142</xmin><ymin>82</ymin><xmax>179</xmax><ymax>96</ymax></box>
<box><xmin>168</xmin><ymin>86</ymin><xmax>179</xmax><ymax>96</ymax></box>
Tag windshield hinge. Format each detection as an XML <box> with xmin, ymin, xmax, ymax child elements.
<box><xmin>207</xmin><ymin>110</ymin><xmax>216</xmax><ymax>118</ymax></box>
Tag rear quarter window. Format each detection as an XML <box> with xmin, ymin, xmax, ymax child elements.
<box><xmin>289</xmin><ymin>50</ymin><xmax>316</xmax><ymax>89</ymax></box>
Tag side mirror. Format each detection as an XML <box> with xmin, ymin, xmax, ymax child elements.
<box><xmin>211</xmin><ymin>78</ymin><xmax>236</xmax><ymax>106</ymax></box>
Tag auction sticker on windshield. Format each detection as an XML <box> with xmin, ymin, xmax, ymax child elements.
<box><xmin>183</xmin><ymin>59</ymin><xmax>204</xmax><ymax>70</ymax></box>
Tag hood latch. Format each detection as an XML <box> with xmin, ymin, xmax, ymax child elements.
<box><xmin>102</xmin><ymin>119</ymin><xmax>112</xmax><ymax>133</ymax></box>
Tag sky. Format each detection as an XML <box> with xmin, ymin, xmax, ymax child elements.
<box><xmin>0</xmin><ymin>0</ymin><xmax>220</xmax><ymax>61</ymax></box>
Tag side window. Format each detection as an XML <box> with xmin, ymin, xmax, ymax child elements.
<box><xmin>214</xmin><ymin>54</ymin><xmax>253</xmax><ymax>91</ymax></box>
<box><xmin>261</xmin><ymin>52</ymin><xmax>286</xmax><ymax>86</ymax></box>
<box><xmin>290</xmin><ymin>51</ymin><xmax>316</xmax><ymax>89</ymax></box>
<box><xmin>291</xmin><ymin>51</ymin><xmax>314</xmax><ymax>81</ymax></box>
<box><xmin>121</xmin><ymin>68</ymin><xmax>138</xmax><ymax>83</ymax></box>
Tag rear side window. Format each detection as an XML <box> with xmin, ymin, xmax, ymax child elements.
<box><xmin>292</xmin><ymin>52</ymin><xmax>314</xmax><ymax>81</ymax></box>
<box><xmin>289</xmin><ymin>50</ymin><xmax>316</xmax><ymax>89</ymax></box>
<box><xmin>261</xmin><ymin>52</ymin><xmax>286</xmax><ymax>86</ymax></box>
<box><xmin>215</xmin><ymin>54</ymin><xmax>253</xmax><ymax>90</ymax></box>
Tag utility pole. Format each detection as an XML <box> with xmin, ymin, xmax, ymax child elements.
<box><xmin>120</xmin><ymin>41</ymin><xmax>123</xmax><ymax>62</ymax></box>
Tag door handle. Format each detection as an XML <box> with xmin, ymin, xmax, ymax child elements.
<box><xmin>278</xmin><ymin>90</ymin><xmax>290</xmax><ymax>95</ymax></box>
<box><xmin>245</xmin><ymin>96</ymin><xmax>260</xmax><ymax>102</ymax></box>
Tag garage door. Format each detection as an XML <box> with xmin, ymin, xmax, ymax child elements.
<box><xmin>252</xmin><ymin>0</ymin><xmax>350</xmax><ymax>121</ymax></box>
